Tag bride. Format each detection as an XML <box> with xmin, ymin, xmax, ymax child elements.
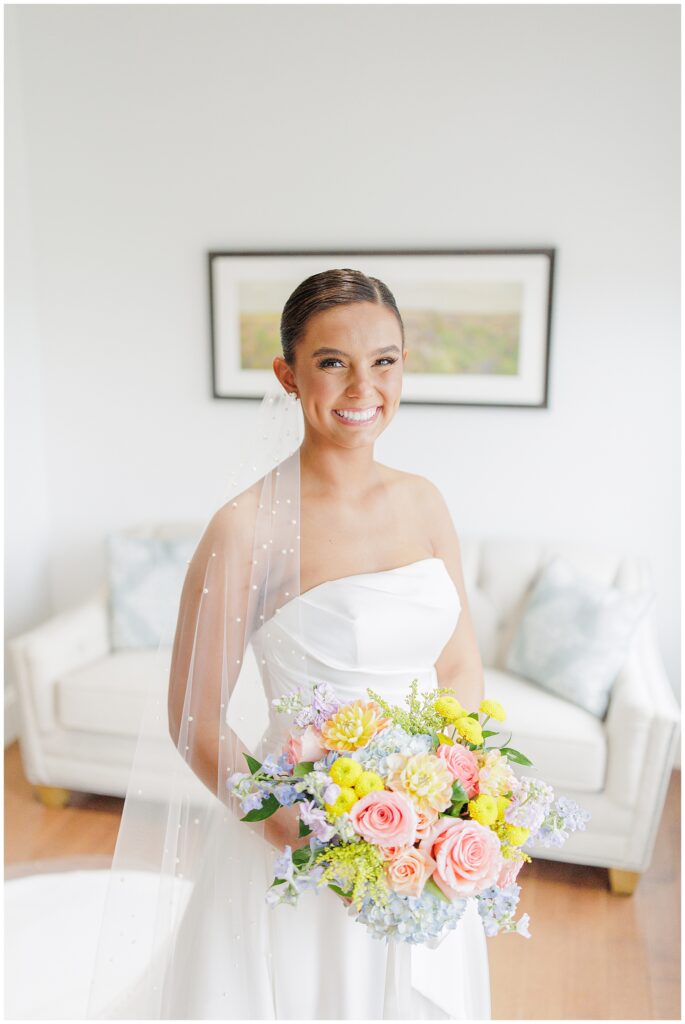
<box><xmin>87</xmin><ymin>268</ymin><xmax>491</xmax><ymax>1020</ymax></box>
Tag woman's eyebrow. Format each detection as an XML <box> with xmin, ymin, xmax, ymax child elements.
<box><xmin>311</xmin><ymin>344</ymin><xmax>401</xmax><ymax>359</ymax></box>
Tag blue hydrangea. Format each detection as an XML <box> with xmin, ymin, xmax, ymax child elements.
<box><xmin>524</xmin><ymin>794</ymin><xmax>591</xmax><ymax>849</ymax></box>
<box><xmin>475</xmin><ymin>883</ymin><xmax>530</xmax><ymax>938</ymax></box>
<box><xmin>350</xmin><ymin>726</ymin><xmax>433</xmax><ymax>775</ymax></box>
<box><xmin>273</xmin><ymin>783</ymin><xmax>299</xmax><ymax>806</ymax></box>
<box><xmin>354</xmin><ymin>890</ymin><xmax>468</xmax><ymax>944</ymax></box>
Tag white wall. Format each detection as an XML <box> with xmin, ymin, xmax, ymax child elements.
<box><xmin>6</xmin><ymin>6</ymin><xmax>680</xmax><ymax>718</ymax></box>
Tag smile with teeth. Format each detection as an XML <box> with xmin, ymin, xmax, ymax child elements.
<box><xmin>333</xmin><ymin>405</ymin><xmax>382</xmax><ymax>424</ymax></box>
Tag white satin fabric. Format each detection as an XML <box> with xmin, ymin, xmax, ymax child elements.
<box><xmin>164</xmin><ymin>558</ymin><xmax>491</xmax><ymax>1019</ymax></box>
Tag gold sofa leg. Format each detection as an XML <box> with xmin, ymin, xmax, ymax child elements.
<box><xmin>608</xmin><ymin>867</ymin><xmax>640</xmax><ymax>895</ymax></box>
<box><xmin>33</xmin><ymin>785</ymin><xmax>71</xmax><ymax>809</ymax></box>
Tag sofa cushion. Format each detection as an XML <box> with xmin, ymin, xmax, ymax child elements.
<box><xmin>504</xmin><ymin>554</ymin><xmax>654</xmax><ymax>719</ymax></box>
<box><xmin>483</xmin><ymin>667</ymin><xmax>607</xmax><ymax>793</ymax></box>
<box><xmin>57</xmin><ymin>650</ymin><xmax>170</xmax><ymax>738</ymax></box>
<box><xmin>106</xmin><ymin>527</ymin><xmax>201</xmax><ymax>651</ymax></box>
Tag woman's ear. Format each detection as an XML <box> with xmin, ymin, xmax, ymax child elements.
<box><xmin>272</xmin><ymin>355</ymin><xmax>297</xmax><ymax>394</ymax></box>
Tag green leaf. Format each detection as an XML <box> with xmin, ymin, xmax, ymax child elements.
<box><xmin>481</xmin><ymin>729</ymin><xmax>499</xmax><ymax>739</ymax></box>
<box><xmin>298</xmin><ymin>819</ymin><xmax>312</xmax><ymax>838</ymax></box>
<box><xmin>451</xmin><ymin>780</ymin><xmax>468</xmax><ymax>803</ymax></box>
<box><xmin>292</xmin><ymin>846</ymin><xmax>311</xmax><ymax>867</ymax></box>
<box><xmin>500</xmin><ymin>746</ymin><xmax>534</xmax><ymax>766</ymax></box>
<box><xmin>240</xmin><ymin>794</ymin><xmax>280</xmax><ymax>822</ymax></box>
<box><xmin>424</xmin><ymin>876</ymin><xmax>451</xmax><ymax>903</ymax></box>
<box><xmin>292</xmin><ymin>761</ymin><xmax>315</xmax><ymax>777</ymax></box>
<box><xmin>328</xmin><ymin>883</ymin><xmax>352</xmax><ymax>900</ymax></box>
<box><xmin>271</xmin><ymin>878</ymin><xmax>286</xmax><ymax>887</ymax></box>
<box><xmin>243</xmin><ymin>753</ymin><xmax>262</xmax><ymax>775</ymax></box>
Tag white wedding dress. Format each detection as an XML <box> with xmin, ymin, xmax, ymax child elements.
<box><xmin>160</xmin><ymin>557</ymin><xmax>492</xmax><ymax>1020</ymax></box>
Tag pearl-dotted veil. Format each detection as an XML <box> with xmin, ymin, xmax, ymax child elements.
<box><xmin>86</xmin><ymin>386</ymin><xmax>309</xmax><ymax>1018</ymax></box>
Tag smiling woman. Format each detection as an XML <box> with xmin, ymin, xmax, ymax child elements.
<box><xmin>87</xmin><ymin>268</ymin><xmax>491</xmax><ymax>1021</ymax></box>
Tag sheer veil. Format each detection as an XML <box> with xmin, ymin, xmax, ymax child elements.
<box><xmin>86</xmin><ymin>386</ymin><xmax>310</xmax><ymax>1018</ymax></box>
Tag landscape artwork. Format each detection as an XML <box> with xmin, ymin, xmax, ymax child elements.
<box><xmin>210</xmin><ymin>250</ymin><xmax>553</xmax><ymax>406</ymax></box>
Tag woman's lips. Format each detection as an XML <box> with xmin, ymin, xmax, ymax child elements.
<box><xmin>332</xmin><ymin>406</ymin><xmax>382</xmax><ymax>426</ymax></box>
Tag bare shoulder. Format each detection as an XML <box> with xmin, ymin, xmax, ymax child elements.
<box><xmin>378</xmin><ymin>464</ymin><xmax>449</xmax><ymax>516</ymax></box>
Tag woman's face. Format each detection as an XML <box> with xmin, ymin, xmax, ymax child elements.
<box><xmin>273</xmin><ymin>302</ymin><xmax>408</xmax><ymax>448</ymax></box>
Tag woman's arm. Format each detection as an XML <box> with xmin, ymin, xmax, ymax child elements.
<box><xmin>421</xmin><ymin>480</ymin><xmax>485</xmax><ymax>712</ymax></box>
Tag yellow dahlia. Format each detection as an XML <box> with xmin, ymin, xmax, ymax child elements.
<box><xmin>468</xmin><ymin>793</ymin><xmax>499</xmax><ymax>826</ymax></box>
<box><xmin>454</xmin><ymin>716</ymin><xmax>483</xmax><ymax>746</ymax></box>
<box><xmin>325</xmin><ymin>786</ymin><xmax>358</xmax><ymax>818</ymax></box>
<box><xmin>476</xmin><ymin>748</ymin><xmax>517</xmax><ymax>798</ymax></box>
<box><xmin>355</xmin><ymin>770</ymin><xmax>385</xmax><ymax>798</ymax></box>
<box><xmin>479</xmin><ymin>698</ymin><xmax>506</xmax><ymax>722</ymax></box>
<box><xmin>434</xmin><ymin>695</ymin><xmax>466</xmax><ymax>722</ymax></box>
<box><xmin>386</xmin><ymin>752</ymin><xmax>454</xmax><ymax>814</ymax></box>
<box><xmin>320</xmin><ymin>700</ymin><xmax>389</xmax><ymax>752</ymax></box>
<box><xmin>504</xmin><ymin>824</ymin><xmax>530</xmax><ymax>847</ymax></box>
<box><xmin>329</xmin><ymin>757</ymin><xmax>363</xmax><ymax>787</ymax></box>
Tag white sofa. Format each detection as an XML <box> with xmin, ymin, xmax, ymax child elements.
<box><xmin>8</xmin><ymin>534</ymin><xmax>680</xmax><ymax>895</ymax></box>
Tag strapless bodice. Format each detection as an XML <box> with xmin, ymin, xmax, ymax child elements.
<box><xmin>250</xmin><ymin>558</ymin><xmax>461</xmax><ymax>729</ymax></box>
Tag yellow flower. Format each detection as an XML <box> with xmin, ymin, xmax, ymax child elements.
<box><xmin>330</xmin><ymin>757</ymin><xmax>363</xmax><ymax>788</ymax></box>
<box><xmin>468</xmin><ymin>793</ymin><xmax>499</xmax><ymax>826</ymax></box>
<box><xmin>434</xmin><ymin>695</ymin><xmax>466</xmax><ymax>722</ymax></box>
<box><xmin>321</xmin><ymin>700</ymin><xmax>390</xmax><ymax>752</ymax></box>
<box><xmin>505</xmin><ymin>824</ymin><xmax>530</xmax><ymax>847</ymax></box>
<box><xmin>325</xmin><ymin>786</ymin><xmax>358</xmax><ymax>818</ymax></box>
<box><xmin>355</xmin><ymin>770</ymin><xmax>385</xmax><ymax>798</ymax></box>
<box><xmin>454</xmin><ymin>716</ymin><xmax>483</xmax><ymax>746</ymax></box>
<box><xmin>479</xmin><ymin>699</ymin><xmax>506</xmax><ymax>722</ymax></box>
<box><xmin>496</xmin><ymin>795</ymin><xmax>512</xmax><ymax>820</ymax></box>
<box><xmin>386</xmin><ymin>752</ymin><xmax>454</xmax><ymax>813</ymax></box>
<box><xmin>476</xmin><ymin>748</ymin><xmax>517</xmax><ymax>798</ymax></box>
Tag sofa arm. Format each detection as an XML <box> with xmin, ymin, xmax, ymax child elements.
<box><xmin>8</xmin><ymin>590</ymin><xmax>110</xmax><ymax>735</ymax></box>
<box><xmin>604</xmin><ymin>607</ymin><xmax>680</xmax><ymax>810</ymax></box>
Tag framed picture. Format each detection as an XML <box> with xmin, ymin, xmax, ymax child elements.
<box><xmin>209</xmin><ymin>248</ymin><xmax>555</xmax><ymax>407</ymax></box>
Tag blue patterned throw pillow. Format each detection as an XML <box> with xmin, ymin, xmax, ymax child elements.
<box><xmin>107</xmin><ymin>530</ymin><xmax>201</xmax><ymax>650</ymax></box>
<box><xmin>505</xmin><ymin>554</ymin><xmax>655</xmax><ymax>719</ymax></box>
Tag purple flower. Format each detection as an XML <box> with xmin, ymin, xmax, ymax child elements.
<box><xmin>240</xmin><ymin>792</ymin><xmax>264</xmax><ymax>814</ymax></box>
<box><xmin>311</xmin><ymin>683</ymin><xmax>341</xmax><ymax>729</ymax></box>
<box><xmin>260</xmin><ymin>753</ymin><xmax>283</xmax><ymax>778</ymax></box>
<box><xmin>273</xmin><ymin>846</ymin><xmax>294</xmax><ymax>882</ymax></box>
<box><xmin>298</xmin><ymin>799</ymin><xmax>336</xmax><ymax>842</ymax></box>
<box><xmin>273</xmin><ymin>783</ymin><xmax>298</xmax><ymax>806</ymax></box>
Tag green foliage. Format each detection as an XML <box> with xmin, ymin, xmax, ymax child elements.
<box><xmin>314</xmin><ymin>841</ymin><xmax>389</xmax><ymax>910</ymax></box>
<box><xmin>240</xmin><ymin>794</ymin><xmax>279</xmax><ymax>822</ymax></box>
<box><xmin>243</xmin><ymin>753</ymin><xmax>262</xmax><ymax>774</ymax></box>
<box><xmin>292</xmin><ymin>761</ymin><xmax>315</xmax><ymax>777</ymax></box>
<box><xmin>366</xmin><ymin>679</ymin><xmax>459</xmax><ymax>736</ymax></box>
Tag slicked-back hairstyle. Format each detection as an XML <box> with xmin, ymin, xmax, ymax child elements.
<box><xmin>280</xmin><ymin>268</ymin><xmax>404</xmax><ymax>365</ymax></box>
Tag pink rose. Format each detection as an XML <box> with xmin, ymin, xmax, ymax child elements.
<box><xmin>436</xmin><ymin>744</ymin><xmax>480</xmax><ymax>798</ymax></box>
<box><xmin>285</xmin><ymin>725</ymin><xmax>325</xmax><ymax>766</ymax></box>
<box><xmin>384</xmin><ymin>846</ymin><xmax>437</xmax><ymax>897</ymax></box>
<box><xmin>420</xmin><ymin>818</ymin><xmax>502</xmax><ymax>898</ymax></box>
<box><xmin>350</xmin><ymin>790</ymin><xmax>418</xmax><ymax>848</ymax></box>
<box><xmin>496</xmin><ymin>857</ymin><xmax>524</xmax><ymax>888</ymax></box>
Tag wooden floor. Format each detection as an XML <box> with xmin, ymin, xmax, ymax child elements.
<box><xmin>4</xmin><ymin>741</ymin><xmax>681</xmax><ymax>1019</ymax></box>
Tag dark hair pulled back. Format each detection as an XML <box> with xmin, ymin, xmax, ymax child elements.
<box><xmin>280</xmin><ymin>268</ymin><xmax>404</xmax><ymax>365</ymax></box>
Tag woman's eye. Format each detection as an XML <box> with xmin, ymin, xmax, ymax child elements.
<box><xmin>317</xmin><ymin>357</ymin><xmax>398</xmax><ymax>369</ymax></box>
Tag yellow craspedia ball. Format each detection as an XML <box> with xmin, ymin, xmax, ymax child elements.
<box><xmin>468</xmin><ymin>793</ymin><xmax>499</xmax><ymax>826</ymax></box>
<box><xmin>325</xmin><ymin>786</ymin><xmax>358</xmax><ymax>818</ymax></box>
<box><xmin>329</xmin><ymin>757</ymin><xmax>363</xmax><ymax>788</ymax></box>
<box><xmin>505</xmin><ymin>824</ymin><xmax>530</xmax><ymax>846</ymax></box>
<box><xmin>479</xmin><ymin>699</ymin><xmax>506</xmax><ymax>722</ymax></box>
<box><xmin>354</xmin><ymin>770</ymin><xmax>385</xmax><ymax>798</ymax></box>
<box><xmin>434</xmin><ymin>695</ymin><xmax>466</xmax><ymax>722</ymax></box>
<box><xmin>454</xmin><ymin>716</ymin><xmax>483</xmax><ymax>746</ymax></box>
<box><xmin>496</xmin><ymin>795</ymin><xmax>512</xmax><ymax>819</ymax></box>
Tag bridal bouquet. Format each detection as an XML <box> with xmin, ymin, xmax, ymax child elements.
<box><xmin>227</xmin><ymin>681</ymin><xmax>591</xmax><ymax>944</ymax></box>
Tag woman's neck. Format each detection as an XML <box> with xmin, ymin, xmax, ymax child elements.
<box><xmin>299</xmin><ymin>432</ymin><xmax>380</xmax><ymax>499</ymax></box>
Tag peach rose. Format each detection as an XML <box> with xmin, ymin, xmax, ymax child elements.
<box><xmin>384</xmin><ymin>846</ymin><xmax>437</xmax><ymax>897</ymax></box>
<box><xmin>420</xmin><ymin>817</ymin><xmax>502</xmax><ymax>898</ymax></box>
<box><xmin>350</xmin><ymin>790</ymin><xmax>418</xmax><ymax>848</ymax></box>
<box><xmin>415</xmin><ymin>806</ymin><xmax>440</xmax><ymax>842</ymax></box>
<box><xmin>436</xmin><ymin>743</ymin><xmax>480</xmax><ymax>799</ymax></box>
<box><xmin>377</xmin><ymin>844</ymin><xmax>410</xmax><ymax>862</ymax></box>
<box><xmin>496</xmin><ymin>857</ymin><xmax>524</xmax><ymax>888</ymax></box>
<box><xmin>285</xmin><ymin>725</ymin><xmax>325</xmax><ymax>766</ymax></box>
